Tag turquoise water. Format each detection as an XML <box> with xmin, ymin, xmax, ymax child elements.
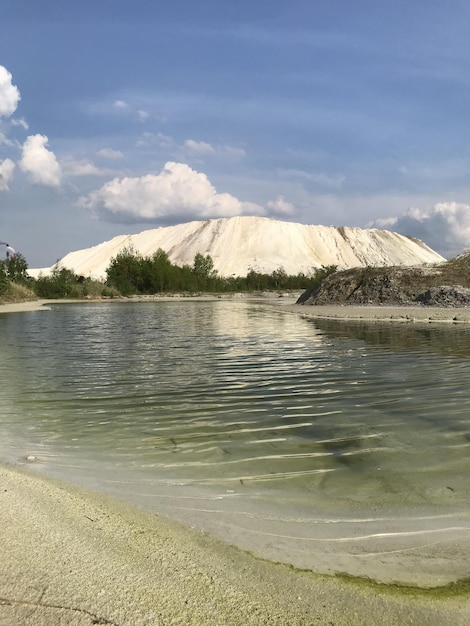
<box><xmin>1</xmin><ymin>301</ymin><xmax>470</xmax><ymax>583</ymax></box>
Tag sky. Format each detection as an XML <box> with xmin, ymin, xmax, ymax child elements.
<box><xmin>2</xmin><ymin>0</ymin><xmax>470</xmax><ymax>267</ymax></box>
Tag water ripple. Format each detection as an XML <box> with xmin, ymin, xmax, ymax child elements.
<box><xmin>2</xmin><ymin>301</ymin><xmax>470</xmax><ymax>582</ymax></box>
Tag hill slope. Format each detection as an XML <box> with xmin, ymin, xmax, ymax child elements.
<box><xmin>30</xmin><ymin>216</ymin><xmax>444</xmax><ymax>280</ymax></box>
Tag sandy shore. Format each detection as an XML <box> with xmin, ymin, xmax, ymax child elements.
<box><xmin>0</xmin><ymin>299</ymin><xmax>52</xmax><ymax>314</ymax></box>
<box><xmin>279</xmin><ymin>303</ymin><xmax>470</xmax><ymax>323</ymax></box>
<box><xmin>1</xmin><ymin>462</ymin><xmax>470</xmax><ymax>626</ymax></box>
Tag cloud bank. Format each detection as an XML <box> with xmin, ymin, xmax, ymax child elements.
<box><xmin>371</xmin><ymin>202</ymin><xmax>470</xmax><ymax>258</ymax></box>
<box><xmin>80</xmin><ymin>161</ymin><xmax>269</xmax><ymax>223</ymax></box>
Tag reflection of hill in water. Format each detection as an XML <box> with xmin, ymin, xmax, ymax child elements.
<box><xmin>310</xmin><ymin>318</ymin><xmax>470</xmax><ymax>357</ymax></box>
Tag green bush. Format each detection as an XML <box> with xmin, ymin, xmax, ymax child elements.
<box><xmin>34</xmin><ymin>264</ymin><xmax>120</xmax><ymax>299</ymax></box>
<box><xmin>5</xmin><ymin>252</ymin><xmax>29</xmax><ymax>284</ymax></box>
<box><xmin>34</xmin><ymin>266</ymin><xmax>82</xmax><ymax>298</ymax></box>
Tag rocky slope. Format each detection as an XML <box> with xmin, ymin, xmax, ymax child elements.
<box><xmin>298</xmin><ymin>253</ymin><xmax>470</xmax><ymax>307</ymax></box>
<box><xmin>29</xmin><ymin>216</ymin><xmax>444</xmax><ymax>281</ymax></box>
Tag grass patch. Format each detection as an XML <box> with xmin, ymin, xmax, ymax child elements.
<box><xmin>0</xmin><ymin>282</ymin><xmax>37</xmax><ymax>305</ymax></box>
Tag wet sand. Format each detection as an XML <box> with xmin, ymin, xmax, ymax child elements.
<box><xmin>0</xmin><ymin>299</ymin><xmax>51</xmax><ymax>314</ymax></box>
<box><xmin>1</xmin><ymin>461</ymin><xmax>470</xmax><ymax>626</ymax></box>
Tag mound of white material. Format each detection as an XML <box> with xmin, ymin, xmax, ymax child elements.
<box><xmin>30</xmin><ymin>216</ymin><xmax>445</xmax><ymax>280</ymax></box>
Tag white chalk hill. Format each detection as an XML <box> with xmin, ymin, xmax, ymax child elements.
<box><xmin>32</xmin><ymin>216</ymin><xmax>445</xmax><ymax>280</ymax></box>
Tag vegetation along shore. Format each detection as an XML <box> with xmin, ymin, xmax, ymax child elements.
<box><xmin>3</xmin><ymin>246</ymin><xmax>470</xmax><ymax>309</ymax></box>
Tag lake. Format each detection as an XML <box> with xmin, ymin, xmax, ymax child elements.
<box><xmin>1</xmin><ymin>300</ymin><xmax>469</xmax><ymax>585</ymax></box>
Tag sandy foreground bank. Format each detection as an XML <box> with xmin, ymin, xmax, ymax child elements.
<box><xmin>1</xmin><ymin>463</ymin><xmax>470</xmax><ymax>626</ymax></box>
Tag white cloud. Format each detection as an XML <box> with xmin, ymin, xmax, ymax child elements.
<box><xmin>0</xmin><ymin>66</ymin><xmax>20</xmax><ymax>117</ymax></box>
<box><xmin>184</xmin><ymin>139</ymin><xmax>216</xmax><ymax>155</ymax></box>
<box><xmin>0</xmin><ymin>130</ymin><xmax>15</xmax><ymax>147</ymax></box>
<box><xmin>183</xmin><ymin>139</ymin><xmax>246</xmax><ymax>159</ymax></box>
<box><xmin>136</xmin><ymin>132</ymin><xmax>246</xmax><ymax>161</ymax></box>
<box><xmin>61</xmin><ymin>157</ymin><xmax>117</xmax><ymax>177</ymax></box>
<box><xmin>96</xmin><ymin>147</ymin><xmax>124</xmax><ymax>160</ymax></box>
<box><xmin>136</xmin><ymin>132</ymin><xmax>175</xmax><ymax>149</ymax></box>
<box><xmin>278</xmin><ymin>168</ymin><xmax>345</xmax><ymax>189</ymax></box>
<box><xmin>10</xmin><ymin>117</ymin><xmax>29</xmax><ymax>130</ymax></box>
<box><xmin>370</xmin><ymin>202</ymin><xmax>470</xmax><ymax>258</ymax></box>
<box><xmin>0</xmin><ymin>158</ymin><xmax>15</xmax><ymax>191</ymax></box>
<box><xmin>79</xmin><ymin>161</ymin><xmax>266</xmax><ymax>223</ymax></box>
<box><xmin>19</xmin><ymin>134</ymin><xmax>62</xmax><ymax>188</ymax></box>
<box><xmin>220</xmin><ymin>144</ymin><xmax>246</xmax><ymax>159</ymax></box>
<box><xmin>113</xmin><ymin>99</ymin><xmax>129</xmax><ymax>110</ymax></box>
<box><xmin>138</xmin><ymin>109</ymin><xmax>149</xmax><ymax>121</ymax></box>
<box><xmin>266</xmin><ymin>196</ymin><xmax>297</xmax><ymax>217</ymax></box>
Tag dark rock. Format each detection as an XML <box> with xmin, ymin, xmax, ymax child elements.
<box><xmin>298</xmin><ymin>267</ymin><xmax>421</xmax><ymax>306</ymax></box>
<box><xmin>297</xmin><ymin>259</ymin><xmax>470</xmax><ymax>307</ymax></box>
<box><xmin>414</xmin><ymin>286</ymin><xmax>470</xmax><ymax>307</ymax></box>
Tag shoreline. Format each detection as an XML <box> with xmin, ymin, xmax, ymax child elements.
<box><xmin>2</xmin><ymin>298</ymin><xmax>470</xmax><ymax>623</ymax></box>
<box><xmin>0</xmin><ymin>299</ymin><xmax>52</xmax><ymax>314</ymax></box>
<box><xmin>3</xmin><ymin>297</ymin><xmax>470</xmax><ymax>323</ymax></box>
<box><xmin>279</xmin><ymin>303</ymin><xmax>470</xmax><ymax>323</ymax></box>
<box><xmin>1</xmin><ymin>460</ymin><xmax>469</xmax><ymax>625</ymax></box>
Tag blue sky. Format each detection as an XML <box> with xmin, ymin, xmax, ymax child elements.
<box><xmin>2</xmin><ymin>0</ymin><xmax>470</xmax><ymax>266</ymax></box>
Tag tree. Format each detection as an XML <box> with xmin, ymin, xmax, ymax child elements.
<box><xmin>106</xmin><ymin>247</ymin><xmax>143</xmax><ymax>295</ymax></box>
<box><xmin>5</xmin><ymin>252</ymin><xmax>29</xmax><ymax>284</ymax></box>
<box><xmin>271</xmin><ymin>266</ymin><xmax>287</xmax><ymax>289</ymax></box>
<box><xmin>246</xmin><ymin>269</ymin><xmax>270</xmax><ymax>291</ymax></box>
<box><xmin>149</xmin><ymin>248</ymin><xmax>174</xmax><ymax>292</ymax></box>
<box><xmin>192</xmin><ymin>253</ymin><xmax>217</xmax><ymax>290</ymax></box>
<box><xmin>193</xmin><ymin>253</ymin><xmax>216</xmax><ymax>277</ymax></box>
